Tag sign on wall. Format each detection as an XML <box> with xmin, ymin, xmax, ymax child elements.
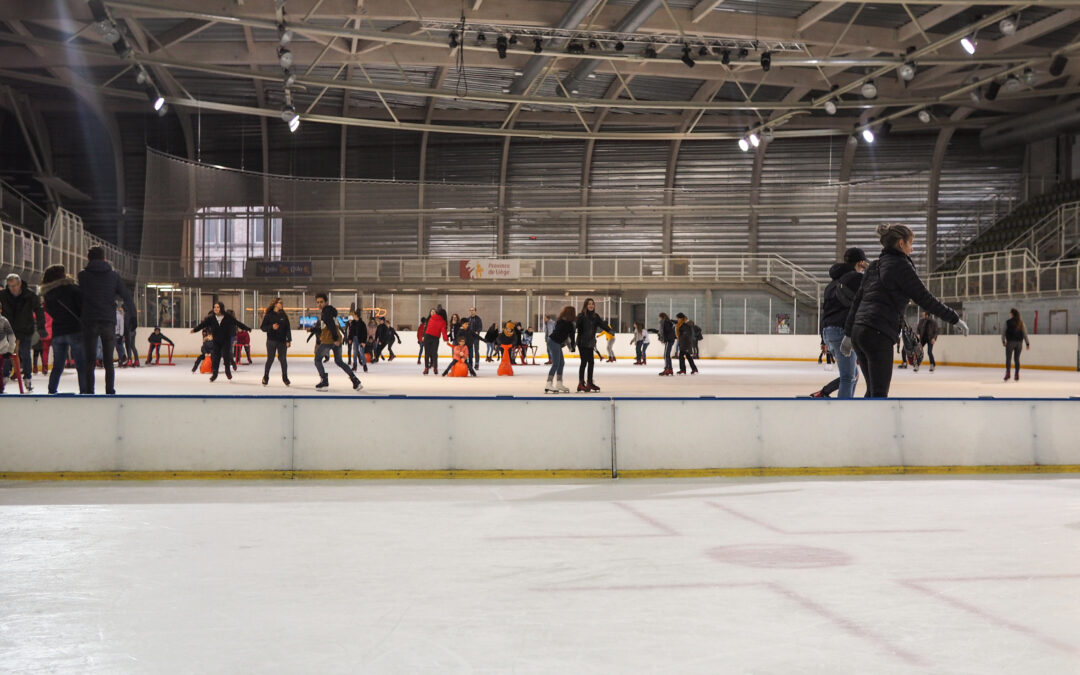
<box><xmin>459</xmin><ymin>259</ymin><xmax>520</xmax><ymax>280</ymax></box>
<box><xmin>255</xmin><ymin>261</ymin><xmax>312</xmax><ymax>277</ymax></box>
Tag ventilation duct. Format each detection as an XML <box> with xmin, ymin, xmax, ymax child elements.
<box><xmin>980</xmin><ymin>98</ymin><xmax>1080</xmax><ymax>151</ymax></box>
<box><xmin>558</xmin><ymin>0</ymin><xmax>665</xmax><ymax>96</ymax></box>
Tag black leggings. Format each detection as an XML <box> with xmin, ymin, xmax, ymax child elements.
<box><xmin>264</xmin><ymin>339</ymin><xmax>288</xmax><ymax>380</ymax></box>
<box><xmin>210</xmin><ymin>341</ymin><xmax>234</xmax><ymax>377</ymax></box>
<box><xmin>852</xmin><ymin>324</ymin><xmax>896</xmax><ymax>398</ymax></box>
<box><xmin>579</xmin><ymin>348</ymin><xmax>595</xmax><ymax>384</ymax></box>
<box><xmin>1005</xmin><ymin>341</ymin><xmax>1022</xmax><ymax>373</ymax></box>
<box><xmin>679</xmin><ymin>351</ymin><xmax>696</xmax><ymax>372</ymax></box>
<box><xmin>423</xmin><ymin>335</ymin><xmax>440</xmax><ymax>370</ymax></box>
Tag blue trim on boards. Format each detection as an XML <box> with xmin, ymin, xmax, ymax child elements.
<box><xmin>8</xmin><ymin>394</ymin><xmax>1080</xmax><ymax>403</ymax></box>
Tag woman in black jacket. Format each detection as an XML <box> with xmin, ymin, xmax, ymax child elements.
<box><xmin>39</xmin><ymin>264</ymin><xmax>87</xmax><ymax>395</ymax></box>
<box><xmin>843</xmin><ymin>224</ymin><xmax>968</xmax><ymax>397</ymax></box>
<box><xmin>575</xmin><ymin>297</ymin><xmax>613</xmax><ymax>392</ymax></box>
<box><xmin>545</xmin><ymin>305</ymin><xmax>577</xmax><ymax>393</ymax></box>
<box><xmin>1002</xmin><ymin>308</ymin><xmax>1030</xmax><ymax>381</ymax></box>
<box><xmin>191</xmin><ymin>301</ymin><xmax>251</xmax><ymax>382</ymax></box>
<box><xmin>657</xmin><ymin>312</ymin><xmax>676</xmax><ymax>376</ymax></box>
<box><xmin>260</xmin><ymin>297</ymin><xmax>292</xmax><ymax>386</ymax></box>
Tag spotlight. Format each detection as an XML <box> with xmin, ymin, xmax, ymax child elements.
<box><xmin>760</xmin><ymin>51</ymin><xmax>771</xmax><ymax>72</ymax></box>
<box><xmin>282</xmin><ymin>68</ymin><xmax>296</xmax><ymax>88</ymax></box>
<box><xmin>738</xmin><ymin>137</ymin><xmax>750</xmax><ymax>152</ymax></box>
<box><xmin>514</xmin><ymin>70</ymin><xmax>524</xmax><ymax>76</ymax></box>
<box><xmin>136</xmin><ymin>68</ymin><xmax>148</xmax><ymax>85</ymax></box>
<box><xmin>501</xmin><ymin>87</ymin><xmax>510</xmax><ymax>93</ymax></box>
<box><xmin>146</xmin><ymin>87</ymin><xmax>163</xmax><ymax>110</ymax></box>
<box><xmin>861</xmin><ymin>80</ymin><xmax>877</xmax><ymax>99</ymax></box>
<box><xmin>824</xmin><ymin>99</ymin><xmax>837</xmax><ymax>115</ymax></box>
<box><xmin>737</xmin><ymin>47</ymin><xmax>748</xmax><ymax>60</ymax></box>
<box><xmin>97</xmin><ymin>21</ymin><xmax>121</xmax><ymax>45</ymax></box>
<box><xmin>644</xmin><ymin>45</ymin><xmax>658</xmax><ymax>59</ymax></box>
<box><xmin>763</xmin><ymin>128</ymin><xmax>774</xmax><ymax>143</ymax></box>
<box><xmin>278</xmin><ymin>22</ymin><xmax>293</xmax><ymax>46</ymax></box>
<box><xmin>496</xmin><ymin>35</ymin><xmax>508</xmax><ymax>58</ymax></box>
<box><xmin>449</xmin><ymin>31</ymin><xmax>459</xmax><ymax>49</ymax></box>
<box><xmin>748</xmin><ymin>132</ymin><xmax>760</xmax><ymax>148</ymax></box>
<box><xmin>1022</xmin><ymin>67</ymin><xmax>1036</xmax><ymax>85</ymax></box>
<box><xmin>698</xmin><ymin>45</ymin><xmax>709</xmax><ymax>57</ymax></box>
<box><xmin>999</xmin><ymin>15</ymin><xmax>1018</xmax><ymax>36</ymax></box>
<box><xmin>614</xmin><ymin>41</ymin><xmax>624</xmax><ymax>51</ymax></box>
<box><xmin>508</xmin><ymin>34</ymin><xmax>517</xmax><ymax>45</ymax></box>
<box><xmin>960</xmin><ymin>36</ymin><xmax>977</xmax><ymax>55</ymax></box>
<box><xmin>985</xmin><ymin>80</ymin><xmax>1001</xmax><ymax>101</ymax></box>
<box><xmin>112</xmin><ymin>39</ymin><xmax>133</xmax><ymax>59</ymax></box>
<box><xmin>720</xmin><ymin>49</ymin><xmax>730</xmax><ymax>65</ymax></box>
<box><xmin>567</xmin><ymin>40</ymin><xmax>584</xmax><ymax>55</ymax></box>
<box><xmin>1050</xmin><ymin>54</ymin><xmax>1069</xmax><ymax>77</ymax></box>
<box><xmin>157</xmin><ymin>102</ymin><xmax>169</xmax><ymax>117</ymax></box>
<box><xmin>587</xmin><ymin>72</ymin><xmax>597</xmax><ymax>79</ymax></box>
<box><xmin>533</xmin><ymin>38</ymin><xmax>543</xmax><ymax>54</ymax></box>
<box><xmin>1002</xmin><ymin>75</ymin><xmax>1022</xmax><ymax>93</ymax></box>
<box><xmin>153</xmin><ymin>95</ymin><xmax>165</xmax><ymax>111</ymax></box>
<box><xmin>476</xmin><ymin>31</ymin><xmax>486</xmax><ymax>44</ymax></box>
<box><xmin>681</xmin><ymin>45</ymin><xmax>696</xmax><ymax>68</ymax></box>
<box><xmin>278</xmin><ymin>46</ymin><xmax>293</xmax><ymax>69</ymax></box>
<box><xmin>588</xmin><ymin>39</ymin><xmax>599</xmax><ymax>50</ymax></box>
<box><xmin>861</xmin><ymin>128</ymin><xmax>875</xmax><ymax>143</ymax></box>
<box><xmin>918</xmin><ymin>110</ymin><xmax>931</xmax><ymax>123</ymax></box>
<box><xmin>899</xmin><ymin>62</ymin><xmax>916</xmax><ymax>82</ymax></box>
<box><xmin>280</xmin><ymin>104</ymin><xmax>296</xmax><ymax>122</ymax></box>
<box><xmin>288</xmin><ymin>115</ymin><xmax>300</xmax><ymax>133</ymax></box>
<box><xmin>570</xmin><ymin>88</ymin><xmax>579</xmax><ymax>95</ymax></box>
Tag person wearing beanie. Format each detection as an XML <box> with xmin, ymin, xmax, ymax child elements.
<box><xmin>811</xmin><ymin>247</ymin><xmax>869</xmax><ymax>399</ymax></box>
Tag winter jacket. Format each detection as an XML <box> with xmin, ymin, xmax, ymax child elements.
<box><xmin>147</xmin><ymin>332</ymin><xmax>174</xmax><ymax>346</ymax></box>
<box><xmin>416</xmin><ymin>323</ymin><xmax>426</xmax><ymax>343</ymax></box>
<box><xmin>548</xmin><ymin>319</ymin><xmax>576</xmax><ymax>350</ymax></box>
<box><xmin>657</xmin><ymin>318</ymin><xmax>676</xmax><ymax>344</ymax></box>
<box><xmin>385</xmin><ymin>326</ymin><xmax>400</xmax><ymax>344</ymax></box>
<box><xmin>468</xmin><ymin>315</ymin><xmax>483</xmax><ymax>335</ymax></box>
<box><xmin>0</xmin><ymin>285</ymin><xmax>46</xmax><ymax>339</ymax></box>
<box><xmin>375</xmin><ymin>323</ymin><xmax>389</xmax><ymax>345</ymax></box>
<box><xmin>575</xmin><ymin>310</ymin><xmax>612</xmax><ymax>351</ymax></box>
<box><xmin>261</xmin><ymin>310</ymin><xmax>292</xmax><ymax>343</ymax></box>
<box><xmin>193</xmin><ymin>312</ymin><xmax>251</xmax><ymax>346</ymax></box>
<box><xmin>845</xmin><ymin>247</ymin><xmax>959</xmax><ymax>341</ymax></box>
<box><xmin>235</xmin><ymin>329</ymin><xmax>250</xmax><ymax>346</ymax></box>
<box><xmin>917</xmin><ymin>317</ymin><xmax>939</xmax><ymax>342</ymax></box>
<box><xmin>451</xmin><ymin>344</ymin><xmax>469</xmax><ymax>361</ymax></box>
<box><xmin>820</xmin><ymin>262</ymin><xmax>864</xmax><ymax>330</ymax></box>
<box><xmin>424</xmin><ymin>312</ymin><xmax>449</xmax><ymax>342</ymax></box>
<box><xmin>1003</xmin><ymin>318</ymin><xmax>1030</xmax><ymax>346</ymax></box>
<box><xmin>40</xmin><ymin>277</ymin><xmax>83</xmax><ymax>338</ymax></box>
<box><xmin>315</xmin><ymin>305</ymin><xmax>342</xmax><ymax>345</ymax></box>
<box><xmin>632</xmin><ymin>327</ymin><xmax>649</xmax><ymax>345</ymax></box>
<box><xmin>483</xmin><ymin>325</ymin><xmax>499</xmax><ymax>344</ymax></box>
<box><xmin>346</xmin><ymin>318</ymin><xmax>366</xmax><ymax>343</ymax></box>
<box><xmin>0</xmin><ymin>314</ymin><xmax>15</xmax><ymax>354</ymax></box>
<box><xmin>676</xmin><ymin>319</ymin><xmax>697</xmax><ymax>351</ymax></box>
<box><xmin>77</xmin><ymin>259</ymin><xmax>135</xmax><ymax>326</ymax></box>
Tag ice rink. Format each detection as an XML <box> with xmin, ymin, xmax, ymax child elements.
<box><xmin>1</xmin><ymin>477</ymin><xmax>1077</xmax><ymax>673</ymax></box>
<box><xmin>21</xmin><ymin>353</ymin><xmax>1080</xmax><ymax>398</ymax></box>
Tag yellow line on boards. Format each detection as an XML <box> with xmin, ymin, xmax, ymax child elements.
<box><xmin>1</xmin><ymin>466</ymin><xmax>1079</xmax><ymax>481</ymax></box>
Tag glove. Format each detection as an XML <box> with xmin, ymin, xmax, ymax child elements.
<box><xmin>956</xmin><ymin>319</ymin><xmax>969</xmax><ymax>336</ymax></box>
<box><xmin>840</xmin><ymin>336</ymin><xmax>853</xmax><ymax>357</ymax></box>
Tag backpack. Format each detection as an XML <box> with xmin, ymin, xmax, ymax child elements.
<box><xmin>823</xmin><ymin>278</ymin><xmax>855</xmax><ymax>312</ymax></box>
<box><xmin>692</xmin><ymin>323</ymin><xmax>703</xmax><ymax>343</ymax></box>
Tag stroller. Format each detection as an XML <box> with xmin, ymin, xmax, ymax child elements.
<box><xmin>900</xmin><ymin>321</ymin><xmax>924</xmax><ymax>371</ymax></box>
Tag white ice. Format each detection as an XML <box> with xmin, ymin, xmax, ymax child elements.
<box><xmin>18</xmin><ymin>353</ymin><xmax>1080</xmax><ymax>398</ymax></box>
<box><xmin>1</xmin><ymin>477</ymin><xmax>1079</xmax><ymax>673</ymax></box>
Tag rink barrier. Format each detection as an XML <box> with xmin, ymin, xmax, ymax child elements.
<box><xmin>2</xmin><ymin>395</ymin><xmax>1080</xmax><ymax>478</ymax></box>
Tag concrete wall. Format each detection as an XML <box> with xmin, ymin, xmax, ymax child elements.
<box><xmin>135</xmin><ymin>330</ymin><xmax>1080</xmax><ymax>370</ymax></box>
<box><xmin>2</xmin><ymin>397</ymin><xmax>1077</xmax><ymax>473</ymax></box>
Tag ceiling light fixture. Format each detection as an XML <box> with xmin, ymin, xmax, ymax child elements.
<box><xmin>738</xmin><ymin>137</ymin><xmax>750</xmax><ymax>152</ymax></box>
<box><xmin>861</xmin><ymin>80</ymin><xmax>878</xmax><ymax>99</ymax></box>
<box><xmin>748</xmin><ymin>132</ymin><xmax>760</xmax><ymax>148</ymax></box>
<box><xmin>960</xmin><ymin>35</ymin><xmax>977</xmax><ymax>55</ymax></box>
<box><xmin>899</xmin><ymin>62</ymin><xmax>916</xmax><ymax>81</ymax></box>
<box><xmin>681</xmin><ymin>45</ymin><xmax>696</xmax><ymax>68</ymax></box>
<box><xmin>760</xmin><ymin>51</ymin><xmax>771</xmax><ymax>72</ymax></box>
<box><xmin>496</xmin><ymin>35</ymin><xmax>508</xmax><ymax>58</ymax></box>
<box><xmin>999</xmin><ymin>15</ymin><xmax>1018</xmax><ymax>36</ymax></box>
<box><xmin>278</xmin><ymin>46</ymin><xmax>293</xmax><ymax>69</ymax></box>
<box><xmin>861</xmin><ymin>128</ymin><xmax>875</xmax><ymax>143</ymax></box>
<box><xmin>918</xmin><ymin>110</ymin><xmax>931</xmax><ymax>123</ymax></box>
<box><xmin>824</xmin><ymin>99</ymin><xmax>837</xmax><ymax>115</ymax></box>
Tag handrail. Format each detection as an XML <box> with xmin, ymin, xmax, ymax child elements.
<box><xmin>928</xmin><ymin>247</ymin><xmax>1080</xmax><ymax>301</ymax></box>
<box><xmin>0</xmin><ymin>179</ymin><xmax>49</xmax><ymax>234</ymax></box>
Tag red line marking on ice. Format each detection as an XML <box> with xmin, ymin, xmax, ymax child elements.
<box><xmin>901</xmin><ymin>579</ymin><xmax>1080</xmax><ymax>656</ymax></box>
<box><xmin>487</xmin><ymin>501</ymin><xmax>679</xmax><ymax>540</ymax></box>
<box><xmin>708</xmin><ymin>501</ymin><xmax>960</xmax><ymax>535</ymax></box>
<box><xmin>612</xmin><ymin>501</ymin><xmax>680</xmax><ymax>536</ymax></box>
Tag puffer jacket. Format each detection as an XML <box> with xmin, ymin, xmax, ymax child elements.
<box><xmin>77</xmin><ymin>259</ymin><xmax>135</xmax><ymax>325</ymax></box>
<box><xmin>575</xmin><ymin>310</ymin><xmax>612</xmax><ymax>351</ymax></box>
<box><xmin>820</xmin><ymin>262</ymin><xmax>863</xmax><ymax>330</ymax></box>
<box><xmin>40</xmin><ymin>277</ymin><xmax>84</xmax><ymax>338</ymax></box>
<box><xmin>0</xmin><ymin>314</ymin><xmax>15</xmax><ymax>354</ymax></box>
<box><xmin>658</xmin><ymin>318</ymin><xmax>676</xmax><ymax>344</ymax></box>
<box><xmin>0</xmin><ymin>285</ymin><xmax>46</xmax><ymax>338</ymax></box>
<box><xmin>845</xmin><ymin>247</ymin><xmax>959</xmax><ymax>341</ymax></box>
<box><xmin>676</xmin><ymin>319</ymin><xmax>696</xmax><ymax>351</ymax></box>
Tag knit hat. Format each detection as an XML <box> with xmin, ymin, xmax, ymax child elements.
<box><xmin>843</xmin><ymin>247</ymin><xmax>868</xmax><ymax>264</ymax></box>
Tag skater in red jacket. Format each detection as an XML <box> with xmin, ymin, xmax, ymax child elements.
<box><xmin>422</xmin><ymin>307</ymin><xmax>449</xmax><ymax>375</ymax></box>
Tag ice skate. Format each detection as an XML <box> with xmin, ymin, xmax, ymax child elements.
<box><xmin>544</xmin><ymin>379</ymin><xmax>558</xmax><ymax>394</ymax></box>
<box><xmin>316</xmin><ymin>377</ymin><xmax>329</xmax><ymax>391</ymax></box>
<box><xmin>352</xmin><ymin>379</ymin><xmax>363</xmax><ymax>391</ymax></box>
<box><xmin>577</xmin><ymin>381</ymin><xmax>589</xmax><ymax>393</ymax></box>
<box><xmin>261</xmin><ymin>376</ymin><xmax>268</xmax><ymax>386</ymax></box>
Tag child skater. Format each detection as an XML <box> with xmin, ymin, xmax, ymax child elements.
<box><xmin>442</xmin><ymin>336</ymin><xmax>477</xmax><ymax>377</ymax></box>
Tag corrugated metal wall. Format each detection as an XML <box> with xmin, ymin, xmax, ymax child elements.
<box><xmin>506</xmin><ymin>140</ymin><xmax>584</xmax><ymax>255</ymax></box>
<box><xmin>587</xmin><ymin>141</ymin><xmax>667</xmax><ymax>254</ymax></box>
<box><xmin>672</xmin><ymin>140</ymin><xmax>754</xmax><ymax>255</ymax></box>
<box><xmin>424</xmin><ymin>137</ymin><xmax>501</xmax><ymax>257</ymax></box>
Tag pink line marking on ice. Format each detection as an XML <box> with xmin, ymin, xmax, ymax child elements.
<box><xmin>708</xmin><ymin>501</ymin><xmax>960</xmax><ymax>535</ymax></box>
<box><xmin>900</xmin><ymin>579</ymin><xmax>1080</xmax><ymax>657</ymax></box>
<box><xmin>536</xmin><ymin>582</ymin><xmax>763</xmax><ymax>593</ymax></box>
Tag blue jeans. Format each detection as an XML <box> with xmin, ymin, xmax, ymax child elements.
<box><xmin>315</xmin><ymin>343</ymin><xmax>356</xmax><ymax>382</ymax></box>
<box><xmin>822</xmin><ymin>325</ymin><xmax>858</xmax><ymax>399</ymax></box>
<box><xmin>663</xmin><ymin>342</ymin><xmax>673</xmax><ymax>371</ymax></box>
<box><xmin>635</xmin><ymin>341</ymin><xmax>649</xmax><ymax>362</ymax></box>
<box><xmin>546</xmin><ymin>337</ymin><xmax>565</xmax><ymax>380</ymax></box>
<box><xmin>49</xmin><ymin>333</ymin><xmax>87</xmax><ymax>394</ymax></box>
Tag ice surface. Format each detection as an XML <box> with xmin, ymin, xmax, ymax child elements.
<box><xmin>1</xmin><ymin>477</ymin><xmax>1078</xmax><ymax>673</ymax></box>
<box><xmin>16</xmin><ymin>355</ymin><xmax>1080</xmax><ymax>398</ymax></box>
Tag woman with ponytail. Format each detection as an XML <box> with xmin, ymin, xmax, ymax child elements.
<box><xmin>842</xmin><ymin>224</ymin><xmax>968</xmax><ymax>398</ymax></box>
<box><xmin>1002</xmin><ymin>308</ymin><xmax>1030</xmax><ymax>381</ymax></box>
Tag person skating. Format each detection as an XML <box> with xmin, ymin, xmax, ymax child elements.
<box><xmin>841</xmin><ymin>224</ymin><xmax>968</xmax><ymax>398</ymax></box>
<box><xmin>631</xmin><ymin>322</ymin><xmax>649</xmax><ymax>365</ymax></box>
<box><xmin>77</xmin><ymin>246</ymin><xmax>136</xmax><ymax>395</ymax></box>
<box><xmin>467</xmin><ymin>307</ymin><xmax>483</xmax><ymax>369</ymax></box>
<box><xmin>604</xmin><ymin>329</ymin><xmax>617</xmax><ymax>363</ymax></box>
<box><xmin>192</xmin><ymin>330</ymin><xmax>213</xmax><ymax>372</ymax></box>
<box><xmin>916</xmin><ymin>311</ymin><xmax>939</xmax><ymax>373</ymax></box>
<box><xmin>39</xmin><ymin>264</ymin><xmax>87</xmax><ymax>394</ymax></box>
<box><xmin>416</xmin><ymin>317</ymin><xmax>427</xmax><ymax>365</ymax></box>
<box><xmin>1002</xmin><ymin>308</ymin><xmax>1030</xmax><ymax>382</ymax></box>
<box><xmin>496</xmin><ymin>320</ymin><xmax>518</xmax><ymax>376</ymax></box>
<box><xmin>675</xmin><ymin>313</ymin><xmax>699</xmax><ymax>375</ymax></box>
<box><xmin>260</xmin><ymin>297</ymin><xmax>292</xmax><ymax>386</ymax></box>
<box><xmin>190</xmin><ymin>301</ymin><xmax>250</xmax><ymax>382</ymax></box>
<box><xmin>1</xmin><ymin>273</ymin><xmax>47</xmax><ymax>391</ymax></box>
<box><xmin>310</xmin><ymin>293</ymin><xmax>361</xmax><ymax>391</ymax></box>
<box><xmin>483</xmin><ymin>322</ymin><xmax>499</xmax><ymax>362</ymax></box>
<box><xmin>544</xmin><ymin>306</ymin><xmax>576</xmax><ymax>393</ymax></box>
<box><xmin>384</xmin><ymin>323</ymin><xmax>400</xmax><ymax>361</ymax></box>
<box><xmin>114</xmin><ymin>306</ymin><xmax>129</xmax><ymax>368</ymax></box>
<box><xmin>656</xmin><ymin>312</ymin><xmax>676</xmax><ymax>376</ymax></box>
<box><xmin>0</xmin><ymin>312</ymin><xmax>15</xmax><ymax>394</ymax></box>
<box><xmin>422</xmin><ymin>307</ymin><xmax>450</xmax><ymax>375</ymax></box>
<box><xmin>235</xmin><ymin>326</ymin><xmax>253</xmax><ymax>364</ymax></box>
<box><xmin>575</xmin><ymin>298</ymin><xmax>613</xmax><ymax>392</ymax></box>
<box><xmin>442</xmin><ymin>336</ymin><xmax>477</xmax><ymax>377</ymax></box>
<box><xmin>346</xmin><ymin>311</ymin><xmax>367</xmax><ymax>372</ymax></box>
<box><xmin>145</xmin><ymin>327</ymin><xmax>175</xmax><ymax>365</ymax></box>
<box><xmin>812</xmin><ymin>247</ymin><xmax>868</xmax><ymax>399</ymax></box>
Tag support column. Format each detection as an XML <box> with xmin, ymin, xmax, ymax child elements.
<box><xmin>497</xmin><ymin>136</ymin><xmax>511</xmax><ymax>256</ymax></box>
<box><xmin>662</xmin><ymin>139</ymin><xmax>681</xmax><ymax>254</ymax></box>
<box><xmin>927</xmin><ymin>107</ymin><xmax>972</xmax><ymax>274</ymax></box>
<box><xmin>747</xmin><ymin>143</ymin><xmax>767</xmax><ymax>274</ymax></box>
<box><xmin>418</xmin><ymin>131</ymin><xmax>428</xmax><ymax>256</ymax></box>
<box><xmin>580</xmin><ymin>138</ymin><xmax>595</xmax><ymax>254</ymax></box>
<box><xmin>339</xmin><ymin>125</ymin><xmax>347</xmax><ymax>253</ymax></box>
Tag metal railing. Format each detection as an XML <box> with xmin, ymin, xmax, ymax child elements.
<box><xmin>0</xmin><ymin>209</ymin><xmax>138</xmax><ymax>283</ymax></box>
<box><xmin>1007</xmin><ymin>201</ymin><xmax>1080</xmax><ymax>261</ymax></box>
<box><xmin>0</xmin><ymin>179</ymin><xmax>48</xmax><ymax>234</ymax></box>
<box><xmin>927</xmin><ymin>248</ymin><xmax>1080</xmax><ymax>301</ymax></box>
<box><xmin>935</xmin><ymin>192</ymin><xmax>1016</xmax><ymax>269</ymax></box>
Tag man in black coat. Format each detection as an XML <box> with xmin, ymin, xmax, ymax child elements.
<box><xmin>1</xmin><ymin>273</ymin><xmax>47</xmax><ymax>390</ymax></box>
<box><xmin>77</xmin><ymin>246</ymin><xmax>136</xmax><ymax>395</ymax></box>
<box><xmin>467</xmin><ymin>307</ymin><xmax>483</xmax><ymax>370</ymax></box>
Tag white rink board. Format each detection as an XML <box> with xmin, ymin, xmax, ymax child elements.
<box><xmin>614</xmin><ymin>399</ymin><xmax>1080</xmax><ymax>470</ymax></box>
<box><xmin>291</xmin><ymin>398</ymin><xmax>612</xmax><ymax>471</ymax></box>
